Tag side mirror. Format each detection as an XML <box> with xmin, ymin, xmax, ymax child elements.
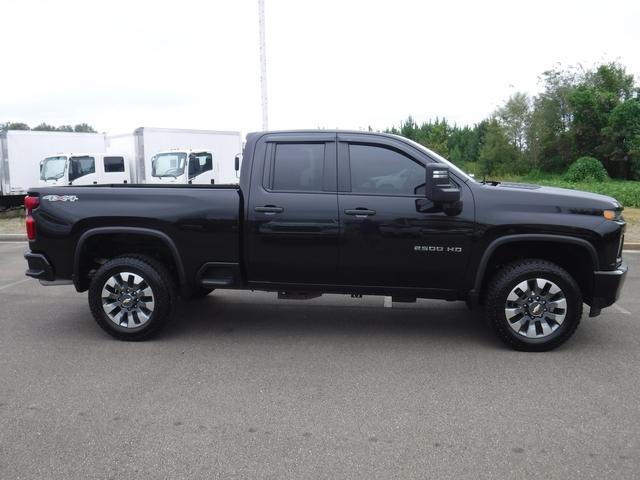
<box><xmin>425</xmin><ymin>164</ymin><xmax>461</xmax><ymax>204</ymax></box>
<box><xmin>234</xmin><ymin>154</ymin><xmax>240</xmax><ymax>172</ymax></box>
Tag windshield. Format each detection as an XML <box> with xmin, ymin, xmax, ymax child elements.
<box><xmin>398</xmin><ymin>136</ymin><xmax>476</xmax><ymax>183</ymax></box>
<box><xmin>40</xmin><ymin>156</ymin><xmax>67</xmax><ymax>181</ymax></box>
<box><xmin>152</xmin><ymin>152</ymin><xmax>187</xmax><ymax>177</ymax></box>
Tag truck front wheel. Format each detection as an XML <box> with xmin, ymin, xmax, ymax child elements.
<box><xmin>485</xmin><ymin>259</ymin><xmax>583</xmax><ymax>351</ymax></box>
<box><xmin>88</xmin><ymin>256</ymin><xmax>176</xmax><ymax>341</ymax></box>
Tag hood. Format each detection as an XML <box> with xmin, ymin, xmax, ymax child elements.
<box><xmin>477</xmin><ymin>181</ymin><xmax>622</xmax><ymax>213</ymax></box>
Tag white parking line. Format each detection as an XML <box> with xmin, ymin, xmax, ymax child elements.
<box><xmin>613</xmin><ymin>303</ymin><xmax>631</xmax><ymax>315</ymax></box>
<box><xmin>0</xmin><ymin>278</ymin><xmax>30</xmax><ymax>291</ymax></box>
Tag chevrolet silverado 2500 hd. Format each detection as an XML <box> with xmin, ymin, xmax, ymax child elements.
<box><xmin>23</xmin><ymin>131</ymin><xmax>627</xmax><ymax>351</ymax></box>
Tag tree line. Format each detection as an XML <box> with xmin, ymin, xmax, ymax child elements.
<box><xmin>386</xmin><ymin>62</ymin><xmax>640</xmax><ymax>180</ymax></box>
<box><xmin>0</xmin><ymin>122</ymin><xmax>97</xmax><ymax>133</ymax></box>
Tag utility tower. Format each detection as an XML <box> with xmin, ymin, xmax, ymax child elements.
<box><xmin>258</xmin><ymin>0</ymin><xmax>268</xmax><ymax>131</ymax></box>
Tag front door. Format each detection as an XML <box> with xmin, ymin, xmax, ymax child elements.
<box><xmin>246</xmin><ymin>134</ymin><xmax>339</xmax><ymax>284</ymax></box>
<box><xmin>68</xmin><ymin>155</ymin><xmax>98</xmax><ymax>185</ymax></box>
<box><xmin>337</xmin><ymin>136</ymin><xmax>474</xmax><ymax>291</ymax></box>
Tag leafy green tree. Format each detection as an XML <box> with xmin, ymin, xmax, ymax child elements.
<box><xmin>0</xmin><ymin>122</ymin><xmax>30</xmax><ymax>131</ymax></box>
<box><xmin>478</xmin><ymin>120</ymin><xmax>519</xmax><ymax>176</ymax></box>
<box><xmin>496</xmin><ymin>92</ymin><xmax>531</xmax><ymax>153</ymax></box>
<box><xmin>33</xmin><ymin>123</ymin><xmax>57</xmax><ymax>131</ymax></box>
<box><xmin>584</xmin><ymin>62</ymin><xmax>635</xmax><ymax>101</ymax></box>
<box><xmin>74</xmin><ymin>123</ymin><xmax>97</xmax><ymax>133</ymax></box>
<box><xmin>528</xmin><ymin>67</ymin><xmax>579</xmax><ymax>171</ymax></box>
<box><xmin>56</xmin><ymin>125</ymin><xmax>74</xmax><ymax>132</ymax></box>
<box><xmin>398</xmin><ymin>116</ymin><xmax>418</xmax><ymax>141</ymax></box>
<box><xmin>601</xmin><ymin>99</ymin><xmax>640</xmax><ymax>179</ymax></box>
<box><xmin>385</xmin><ymin>62</ymin><xmax>640</xmax><ymax>179</ymax></box>
<box><xmin>569</xmin><ymin>63</ymin><xmax>636</xmax><ymax>162</ymax></box>
<box><xmin>418</xmin><ymin>118</ymin><xmax>451</xmax><ymax>157</ymax></box>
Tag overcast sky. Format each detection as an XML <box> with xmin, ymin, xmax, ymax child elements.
<box><xmin>1</xmin><ymin>0</ymin><xmax>638</xmax><ymax>135</ymax></box>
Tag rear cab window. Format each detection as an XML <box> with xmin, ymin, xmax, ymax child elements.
<box><xmin>268</xmin><ymin>143</ymin><xmax>326</xmax><ymax>192</ymax></box>
<box><xmin>104</xmin><ymin>156</ymin><xmax>125</xmax><ymax>173</ymax></box>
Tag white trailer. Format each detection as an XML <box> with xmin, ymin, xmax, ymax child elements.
<box><xmin>0</xmin><ymin>130</ymin><xmax>107</xmax><ymax>207</ymax></box>
<box><xmin>106</xmin><ymin>127</ymin><xmax>242</xmax><ymax>185</ymax></box>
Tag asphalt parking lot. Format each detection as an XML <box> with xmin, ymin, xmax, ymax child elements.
<box><xmin>0</xmin><ymin>242</ymin><xmax>638</xmax><ymax>479</ymax></box>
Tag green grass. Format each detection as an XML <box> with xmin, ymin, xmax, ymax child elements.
<box><xmin>0</xmin><ymin>215</ymin><xmax>24</xmax><ymax>234</ymax></box>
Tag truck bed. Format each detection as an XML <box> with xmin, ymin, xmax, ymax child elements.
<box><xmin>28</xmin><ymin>184</ymin><xmax>242</xmax><ymax>288</ymax></box>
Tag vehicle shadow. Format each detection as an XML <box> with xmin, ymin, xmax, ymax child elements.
<box><xmin>161</xmin><ymin>293</ymin><xmax>502</xmax><ymax>349</ymax></box>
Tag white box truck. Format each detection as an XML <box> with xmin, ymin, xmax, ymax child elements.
<box><xmin>106</xmin><ymin>127</ymin><xmax>242</xmax><ymax>185</ymax></box>
<box><xmin>0</xmin><ymin>130</ymin><xmax>107</xmax><ymax>208</ymax></box>
<box><xmin>39</xmin><ymin>152</ymin><xmax>132</xmax><ymax>188</ymax></box>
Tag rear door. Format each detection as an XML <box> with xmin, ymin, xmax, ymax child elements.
<box><xmin>337</xmin><ymin>134</ymin><xmax>474</xmax><ymax>291</ymax></box>
<box><xmin>246</xmin><ymin>133</ymin><xmax>339</xmax><ymax>284</ymax></box>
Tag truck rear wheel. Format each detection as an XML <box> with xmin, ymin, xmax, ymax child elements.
<box><xmin>485</xmin><ymin>259</ymin><xmax>583</xmax><ymax>351</ymax></box>
<box><xmin>88</xmin><ymin>256</ymin><xmax>176</xmax><ymax>341</ymax></box>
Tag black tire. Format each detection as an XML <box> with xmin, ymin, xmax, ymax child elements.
<box><xmin>485</xmin><ymin>259</ymin><xmax>583</xmax><ymax>351</ymax></box>
<box><xmin>88</xmin><ymin>255</ymin><xmax>176</xmax><ymax>341</ymax></box>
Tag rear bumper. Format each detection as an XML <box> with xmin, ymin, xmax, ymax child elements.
<box><xmin>24</xmin><ymin>251</ymin><xmax>55</xmax><ymax>281</ymax></box>
<box><xmin>591</xmin><ymin>262</ymin><xmax>628</xmax><ymax>313</ymax></box>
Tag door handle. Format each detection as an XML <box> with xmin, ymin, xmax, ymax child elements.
<box><xmin>344</xmin><ymin>208</ymin><xmax>376</xmax><ymax>217</ymax></box>
<box><xmin>255</xmin><ymin>205</ymin><xmax>284</xmax><ymax>214</ymax></box>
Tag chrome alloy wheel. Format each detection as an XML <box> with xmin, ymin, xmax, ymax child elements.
<box><xmin>101</xmin><ymin>272</ymin><xmax>155</xmax><ymax>328</ymax></box>
<box><xmin>504</xmin><ymin>278</ymin><xmax>567</xmax><ymax>338</ymax></box>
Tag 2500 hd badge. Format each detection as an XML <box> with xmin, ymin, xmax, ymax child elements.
<box><xmin>414</xmin><ymin>245</ymin><xmax>463</xmax><ymax>253</ymax></box>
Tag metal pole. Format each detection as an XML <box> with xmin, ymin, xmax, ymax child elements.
<box><xmin>258</xmin><ymin>0</ymin><xmax>269</xmax><ymax>131</ymax></box>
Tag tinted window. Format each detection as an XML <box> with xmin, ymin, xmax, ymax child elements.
<box><xmin>272</xmin><ymin>143</ymin><xmax>324</xmax><ymax>191</ymax></box>
<box><xmin>69</xmin><ymin>156</ymin><xmax>95</xmax><ymax>181</ymax></box>
<box><xmin>349</xmin><ymin>144</ymin><xmax>424</xmax><ymax>195</ymax></box>
<box><xmin>104</xmin><ymin>156</ymin><xmax>125</xmax><ymax>173</ymax></box>
<box><xmin>189</xmin><ymin>152</ymin><xmax>213</xmax><ymax>177</ymax></box>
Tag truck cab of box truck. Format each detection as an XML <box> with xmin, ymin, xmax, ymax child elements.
<box><xmin>39</xmin><ymin>153</ymin><xmax>131</xmax><ymax>187</ymax></box>
<box><xmin>147</xmin><ymin>149</ymin><xmax>219</xmax><ymax>185</ymax></box>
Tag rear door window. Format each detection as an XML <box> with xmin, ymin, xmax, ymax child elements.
<box><xmin>270</xmin><ymin>143</ymin><xmax>325</xmax><ymax>192</ymax></box>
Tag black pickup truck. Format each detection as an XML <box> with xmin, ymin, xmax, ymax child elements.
<box><xmin>23</xmin><ymin>130</ymin><xmax>627</xmax><ymax>350</ymax></box>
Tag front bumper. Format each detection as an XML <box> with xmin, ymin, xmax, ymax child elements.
<box><xmin>24</xmin><ymin>251</ymin><xmax>55</xmax><ymax>281</ymax></box>
<box><xmin>590</xmin><ymin>262</ymin><xmax>628</xmax><ymax>316</ymax></box>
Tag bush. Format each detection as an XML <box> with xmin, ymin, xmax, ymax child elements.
<box><xmin>564</xmin><ymin>157</ymin><xmax>609</xmax><ymax>183</ymax></box>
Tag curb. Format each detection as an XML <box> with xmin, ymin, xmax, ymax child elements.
<box><xmin>625</xmin><ymin>243</ymin><xmax>640</xmax><ymax>251</ymax></box>
<box><xmin>0</xmin><ymin>234</ymin><xmax>27</xmax><ymax>242</ymax></box>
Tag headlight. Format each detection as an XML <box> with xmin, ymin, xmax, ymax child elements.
<box><xmin>603</xmin><ymin>209</ymin><xmax>623</xmax><ymax>221</ymax></box>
